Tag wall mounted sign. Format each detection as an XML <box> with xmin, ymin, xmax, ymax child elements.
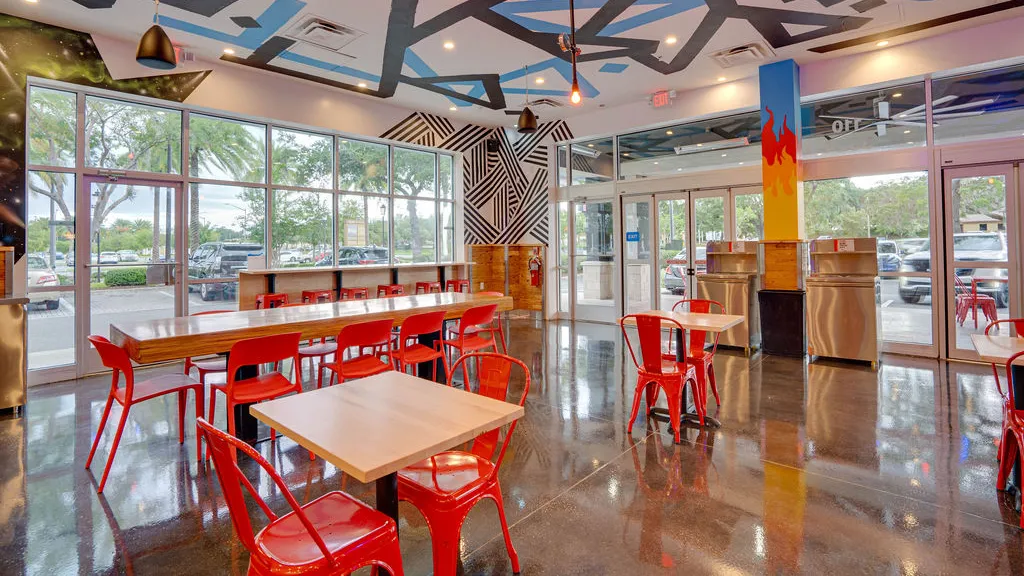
<box><xmin>626</xmin><ymin>231</ymin><xmax>640</xmax><ymax>242</ymax></box>
<box><xmin>650</xmin><ymin>90</ymin><xmax>676</xmax><ymax>108</ymax></box>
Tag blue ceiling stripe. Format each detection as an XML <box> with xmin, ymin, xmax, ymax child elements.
<box><xmin>602</xmin><ymin>1</ymin><xmax>706</xmax><ymax>36</ymax></box>
<box><xmin>158</xmin><ymin>0</ymin><xmax>305</xmax><ymax>50</ymax></box>
<box><xmin>279</xmin><ymin>51</ymin><xmax>381</xmax><ymax>82</ymax></box>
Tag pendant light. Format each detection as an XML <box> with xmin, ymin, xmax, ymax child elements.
<box><xmin>136</xmin><ymin>0</ymin><xmax>177</xmax><ymax>70</ymax></box>
<box><xmin>562</xmin><ymin>0</ymin><xmax>583</xmax><ymax>105</ymax></box>
<box><xmin>517</xmin><ymin>66</ymin><xmax>538</xmax><ymax>134</ymax></box>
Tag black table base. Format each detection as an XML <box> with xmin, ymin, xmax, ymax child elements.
<box><xmin>648</xmin><ymin>327</ymin><xmax>721</xmax><ymax>441</ymax></box>
<box><xmin>231</xmin><ymin>359</ymin><xmax>260</xmax><ymax>442</ymax></box>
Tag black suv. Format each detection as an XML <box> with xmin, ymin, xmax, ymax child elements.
<box><xmin>188</xmin><ymin>242</ymin><xmax>264</xmax><ymax>300</ymax></box>
<box><xmin>315</xmin><ymin>246</ymin><xmax>390</xmax><ymax>267</ymax></box>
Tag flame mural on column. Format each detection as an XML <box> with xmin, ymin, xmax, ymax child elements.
<box><xmin>758</xmin><ymin>60</ymin><xmax>804</xmax><ymax>240</ymax></box>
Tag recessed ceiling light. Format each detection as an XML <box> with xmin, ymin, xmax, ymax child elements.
<box><xmin>357</xmin><ymin>82</ymin><xmax>367</xmax><ymax>88</ymax></box>
<box><xmin>665</xmin><ymin>35</ymin><xmax>677</xmax><ymax>45</ymax></box>
<box><xmin>721</xmin><ymin>153</ymin><xmax>727</xmax><ymax>157</ymax></box>
<box><xmin>817</xmin><ymin>153</ymin><xmax>823</xmax><ymax>156</ymax></box>
<box><xmin>696</xmin><ymin>143</ymin><xmax>703</xmax><ymax>147</ymax></box>
<box><xmin>666</xmin><ymin>130</ymin><xmax>673</xmax><ymax>135</ymax></box>
<box><xmin>893</xmin><ymin>92</ymin><xmax>903</xmax><ymax>98</ymax></box>
<box><xmin>623</xmin><ymin>152</ymin><xmax>630</xmax><ymax>156</ymax></box>
<box><xmin>717</xmin><ymin>76</ymin><xmax>727</xmax><ymax>82</ymax></box>
<box><xmin>904</xmin><ymin>129</ymin><xmax>911</xmax><ymax>134</ymax></box>
<box><xmin>906</xmin><ymin>141</ymin><xmax>914</xmax><ymax>145</ymax></box>
<box><xmin>449</xmin><ymin>105</ymin><xmax>457</xmax><ymax>111</ymax></box>
<box><xmin>587</xmin><ymin>143</ymin><xmax>594</xmax><ymax>147</ymax></box>
<box><xmin>443</xmin><ymin>41</ymin><xmax>455</xmax><ymax>50</ymax></box>
<box><xmin>677</xmin><ymin>168</ymin><xmax>683</xmax><ymax>172</ymax></box>
<box><xmin>738</xmin><ymin>162</ymin><xmax>744</xmax><ymax>165</ymax></box>
<box><xmin>876</xmin><ymin>40</ymin><xmax>890</xmax><ymax>47</ymax></box>
<box><xmin>653</xmin><ymin>161</ymin><xmax>659</xmax><ymax>165</ymax></box>
<box><xmin>535</xmin><ymin>77</ymin><xmax>545</xmax><ymax>85</ymax></box>
<box><xmin>222</xmin><ymin>48</ymin><xmax>235</xmax><ymax>55</ymax></box>
<box><xmin>24</xmin><ymin>0</ymin><xmax>38</xmax><ymax>3</ymax></box>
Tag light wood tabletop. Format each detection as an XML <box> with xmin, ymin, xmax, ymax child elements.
<box><xmin>621</xmin><ymin>310</ymin><xmax>745</xmax><ymax>333</ymax></box>
<box><xmin>250</xmin><ymin>371</ymin><xmax>524</xmax><ymax>483</ymax></box>
<box><xmin>110</xmin><ymin>293</ymin><xmax>511</xmax><ymax>364</ymax></box>
<box><xmin>971</xmin><ymin>334</ymin><xmax>1024</xmax><ymax>365</ymax></box>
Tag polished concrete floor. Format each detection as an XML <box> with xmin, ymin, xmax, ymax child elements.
<box><xmin>2</xmin><ymin>319</ymin><xmax>1022</xmax><ymax>575</ymax></box>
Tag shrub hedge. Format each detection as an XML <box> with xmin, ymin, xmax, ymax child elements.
<box><xmin>103</xmin><ymin>267</ymin><xmax>147</xmax><ymax>287</ymax></box>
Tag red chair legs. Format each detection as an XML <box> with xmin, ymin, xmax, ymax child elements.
<box><xmin>996</xmin><ymin>428</ymin><xmax>1024</xmax><ymax>529</ymax></box>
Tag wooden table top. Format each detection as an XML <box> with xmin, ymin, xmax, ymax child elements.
<box><xmin>110</xmin><ymin>293</ymin><xmax>512</xmax><ymax>364</ymax></box>
<box><xmin>250</xmin><ymin>371</ymin><xmax>524</xmax><ymax>483</ymax></box>
<box><xmin>971</xmin><ymin>334</ymin><xmax>1024</xmax><ymax>364</ymax></box>
<box><xmin>621</xmin><ymin>310</ymin><xmax>745</xmax><ymax>333</ymax></box>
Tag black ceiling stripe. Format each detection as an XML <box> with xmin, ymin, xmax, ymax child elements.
<box><xmin>811</xmin><ymin>0</ymin><xmax>1024</xmax><ymax>53</ymax></box>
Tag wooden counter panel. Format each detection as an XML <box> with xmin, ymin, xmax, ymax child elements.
<box><xmin>112</xmin><ymin>293</ymin><xmax>512</xmax><ymax>364</ymax></box>
<box><xmin>469</xmin><ymin>246</ymin><xmax>506</xmax><ymax>294</ymax></box>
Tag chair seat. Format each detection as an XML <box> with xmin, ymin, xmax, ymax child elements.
<box><xmin>299</xmin><ymin>342</ymin><xmax>338</xmax><ymax>357</ymax></box>
<box><xmin>443</xmin><ymin>334</ymin><xmax>495</xmax><ymax>352</ymax></box>
<box><xmin>211</xmin><ymin>373</ymin><xmax>297</xmax><ymax>403</ymax></box>
<box><xmin>256</xmin><ymin>491</ymin><xmax>396</xmax><ymax>568</ymax></box>
<box><xmin>399</xmin><ymin>451</ymin><xmax>495</xmax><ymax>502</ymax></box>
<box><xmin>395</xmin><ymin>343</ymin><xmax>443</xmax><ymax>364</ymax></box>
<box><xmin>323</xmin><ymin>355</ymin><xmax>391</xmax><ymax>380</ymax></box>
<box><xmin>114</xmin><ymin>373</ymin><xmax>201</xmax><ymax>404</ymax></box>
<box><xmin>190</xmin><ymin>357</ymin><xmax>227</xmax><ymax>372</ymax></box>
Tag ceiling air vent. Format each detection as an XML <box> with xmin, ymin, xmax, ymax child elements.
<box><xmin>709</xmin><ymin>42</ymin><xmax>774</xmax><ymax>68</ymax></box>
<box><xmin>528</xmin><ymin>98</ymin><xmax>563</xmax><ymax>108</ymax></box>
<box><xmin>284</xmin><ymin>15</ymin><xmax>365</xmax><ymax>52</ymax></box>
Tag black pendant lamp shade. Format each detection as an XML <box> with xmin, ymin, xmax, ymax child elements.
<box><xmin>137</xmin><ymin>1</ymin><xmax>176</xmax><ymax>70</ymax></box>
<box><xmin>517</xmin><ymin>106</ymin><xmax>538</xmax><ymax>133</ymax></box>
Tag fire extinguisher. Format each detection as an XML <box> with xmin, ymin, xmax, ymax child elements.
<box><xmin>528</xmin><ymin>254</ymin><xmax>543</xmax><ymax>287</ymax></box>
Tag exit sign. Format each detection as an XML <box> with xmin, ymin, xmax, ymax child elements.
<box><xmin>650</xmin><ymin>89</ymin><xmax>676</xmax><ymax>108</ymax></box>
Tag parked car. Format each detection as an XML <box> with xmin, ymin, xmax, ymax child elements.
<box><xmin>662</xmin><ymin>247</ymin><xmax>706</xmax><ymax>295</ymax></box>
<box><xmin>897</xmin><ymin>238</ymin><xmax>928</xmax><ymax>256</ymax></box>
<box><xmin>116</xmin><ymin>250</ymin><xmax>140</xmax><ymax>262</ymax></box>
<box><xmin>278</xmin><ymin>249</ymin><xmax>309</xmax><ymax>264</ymax></box>
<box><xmin>99</xmin><ymin>251</ymin><xmax>119</xmax><ymax>264</ymax></box>
<box><xmin>877</xmin><ymin>240</ymin><xmax>901</xmax><ymax>272</ymax></box>
<box><xmin>26</xmin><ymin>254</ymin><xmax>60</xmax><ymax>310</ymax></box>
<box><xmin>188</xmin><ymin>242</ymin><xmax>265</xmax><ymax>301</ymax></box>
<box><xmin>898</xmin><ymin>233</ymin><xmax>1009</xmax><ymax>306</ymax></box>
<box><xmin>316</xmin><ymin>246</ymin><xmax>391</xmax><ymax>267</ymax></box>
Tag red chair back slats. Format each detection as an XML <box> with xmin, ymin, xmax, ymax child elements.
<box><xmin>672</xmin><ymin>299</ymin><xmax>725</xmax><ymax>358</ymax></box>
<box><xmin>226</xmin><ymin>333</ymin><xmax>302</xmax><ymax>385</ymax></box>
<box><xmin>339</xmin><ymin>318</ymin><xmax>394</xmax><ymax>350</ymax></box>
<box><xmin>196</xmin><ymin>418</ymin><xmax>334</xmax><ymax>564</ymax></box>
<box><xmin>459</xmin><ymin>304</ymin><xmax>498</xmax><ymax>332</ymax></box>
<box><xmin>622</xmin><ymin>314</ymin><xmax>683</xmax><ymax>374</ymax></box>
<box><xmin>399</xmin><ymin>310</ymin><xmax>447</xmax><ymax>342</ymax></box>
<box><xmin>449</xmin><ymin>353</ymin><xmax>529</xmax><ymax>468</ymax></box>
<box><xmin>87</xmin><ymin>335</ymin><xmax>135</xmax><ymax>396</ymax></box>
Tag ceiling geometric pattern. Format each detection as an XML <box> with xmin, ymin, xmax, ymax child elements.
<box><xmin>25</xmin><ymin>0</ymin><xmax>1024</xmax><ymax>124</ymax></box>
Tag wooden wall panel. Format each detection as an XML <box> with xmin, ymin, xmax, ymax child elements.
<box><xmin>468</xmin><ymin>246</ymin><xmax>507</xmax><ymax>294</ymax></box>
<box><xmin>508</xmin><ymin>245</ymin><xmax>543</xmax><ymax>312</ymax></box>
<box><xmin>467</xmin><ymin>244</ymin><xmax>544</xmax><ymax>311</ymax></box>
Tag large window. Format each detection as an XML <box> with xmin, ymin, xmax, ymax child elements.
<box><xmin>801</xmin><ymin>82</ymin><xmax>927</xmax><ymax>158</ymax></box>
<box><xmin>933</xmin><ymin>63</ymin><xmax>1024</xmax><ymax>144</ymax></box>
<box><xmin>85</xmin><ymin>96</ymin><xmax>181</xmax><ymax>174</ymax></box>
<box><xmin>271</xmin><ymin>190</ymin><xmax>333</xmax><ymax>267</ymax></box>
<box><xmin>28</xmin><ymin>87</ymin><xmax>76</xmax><ymax>168</ymax></box>
<box><xmin>338</xmin><ymin>139</ymin><xmax>388</xmax><ymax>193</ymax></box>
<box><xmin>571</xmin><ymin>138</ymin><xmax>614</xmax><ymax>184</ymax></box>
<box><xmin>189</xmin><ymin>114</ymin><xmax>266</xmax><ymax>183</ymax></box>
<box><xmin>394</xmin><ymin>199</ymin><xmax>437</xmax><ymax>263</ymax></box>
<box><xmin>272</xmin><ymin>128</ymin><xmax>333</xmax><ymax>188</ymax></box>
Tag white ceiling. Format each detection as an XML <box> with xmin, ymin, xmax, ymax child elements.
<box><xmin>7</xmin><ymin>0</ymin><xmax>1022</xmax><ymax>126</ymax></box>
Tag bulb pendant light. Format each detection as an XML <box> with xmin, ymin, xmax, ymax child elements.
<box><xmin>137</xmin><ymin>0</ymin><xmax>177</xmax><ymax>70</ymax></box>
<box><xmin>517</xmin><ymin>65</ymin><xmax>538</xmax><ymax>134</ymax></box>
<box><xmin>566</xmin><ymin>0</ymin><xmax>582</xmax><ymax>105</ymax></box>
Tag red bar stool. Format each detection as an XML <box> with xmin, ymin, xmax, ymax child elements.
<box><xmin>620</xmin><ymin>313</ymin><xmax>702</xmax><ymax>443</ymax></box>
<box><xmin>670</xmin><ymin>299</ymin><xmax>725</xmax><ymax>407</ymax></box>
<box><xmin>301</xmin><ymin>289</ymin><xmax>334</xmax><ymax>303</ymax></box>
<box><xmin>184</xmin><ymin>310</ymin><xmax>232</xmax><ymax>386</ymax></box>
<box><xmin>196</xmin><ymin>418</ymin><xmax>405</xmax><ymax>576</ymax></box>
<box><xmin>415</xmin><ymin>281</ymin><xmax>442</xmax><ymax>294</ymax></box>
<box><xmin>445</xmin><ymin>279</ymin><xmax>470</xmax><ymax>293</ymax></box>
<box><xmin>398</xmin><ymin>353</ymin><xmax>529</xmax><ymax>576</ymax></box>
<box><xmin>377</xmin><ymin>284</ymin><xmax>405</xmax><ymax>297</ymax></box>
<box><xmin>86</xmin><ymin>336</ymin><xmax>205</xmax><ymax>493</ymax></box>
<box><xmin>255</xmin><ymin>293</ymin><xmax>288</xmax><ymax>309</ymax></box>
<box><xmin>392</xmin><ymin>310</ymin><xmax>450</xmax><ymax>381</ymax></box>
<box><xmin>340</xmin><ymin>287</ymin><xmax>369</xmax><ymax>300</ymax></box>
<box><xmin>320</xmin><ymin>319</ymin><xmax>394</xmax><ymax>386</ymax></box>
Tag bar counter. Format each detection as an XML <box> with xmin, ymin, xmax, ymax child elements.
<box><xmin>237</xmin><ymin>262</ymin><xmax>474</xmax><ymax>310</ymax></box>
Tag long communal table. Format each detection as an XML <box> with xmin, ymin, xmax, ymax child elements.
<box><xmin>110</xmin><ymin>293</ymin><xmax>513</xmax><ymax>440</ymax></box>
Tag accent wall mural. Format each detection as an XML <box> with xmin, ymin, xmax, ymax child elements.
<box><xmin>0</xmin><ymin>14</ymin><xmax>210</xmax><ymax>259</ymax></box>
<box><xmin>382</xmin><ymin>113</ymin><xmax>572</xmax><ymax>246</ymax></box>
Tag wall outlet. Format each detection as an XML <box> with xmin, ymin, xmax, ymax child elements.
<box><xmin>479</xmin><ymin>282</ymin><xmax>484</xmax><ymax>290</ymax></box>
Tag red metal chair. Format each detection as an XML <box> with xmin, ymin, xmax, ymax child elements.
<box><xmin>955</xmin><ymin>275</ymin><xmax>996</xmax><ymax>328</ymax></box>
<box><xmin>455</xmin><ymin>292</ymin><xmax>508</xmax><ymax>354</ymax></box>
<box><xmin>196</xmin><ymin>418</ymin><xmax>404</xmax><ymax>575</ymax></box>
<box><xmin>671</xmin><ymin>299</ymin><xmax>725</xmax><ymax>407</ymax></box>
<box><xmin>340</xmin><ymin>287</ymin><xmax>369</xmax><ymax>300</ymax></box>
<box><xmin>184</xmin><ymin>310</ymin><xmax>231</xmax><ymax>386</ymax></box>
<box><xmin>986</xmin><ymin>319</ymin><xmax>1024</xmax><ymax>462</ymax></box>
<box><xmin>443</xmin><ymin>304</ymin><xmax>502</xmax><ymax>385</ymax></box>
<box><xmin>86</xmin><ymin>335</ymin><xmax>205</xmax><ymax>493</ymax></box>
<box><xmin>377</xmin><ymin>284</ymin><xmax>405</xmax><ymax>297</ymax></box>
<box><xmin>301</xmin><ymin>289</ymin><xmax>334</xmax><ymax>304</ymax></box>
<box><xmin>996</xmin><ymin>350</ymin><xmax>1024</xmax><ymax>531</ymax></box>
<box><xmin>208</xmin><ymin>333</ymin><xmax>303</xmax><ymax>453</ymax></box>
<box><xmin>415</xmin><ymin>281</ymin><xmax>442</xmax><ymax>294</ymax></box>
<box><xmin>445</xmin><ymin>279</ymin><xmax>470</xmax><ymax>293</ymax></box>
<box><xmin>255</xmin><ymin>293</ymin><xmax>289</xmax><ymax>309</ymax></box>
<box><xmin>321</xmin><ymin>319</ymin><xmax>394</xmax><ymax>386</ymax></box>
<box><xmin>620</xmin><ymin>313</ymin><xmax>701</xmax><ymax>443</ymax></box>
<box><xmin>392</xmin><ymin>311</ymin><xmax>450</xmax><ymax>381</ymax></box>
<box><xmin>398</xmin><ymin>352</ymin><xmax>529</xmax><ymax>576</ymax></box>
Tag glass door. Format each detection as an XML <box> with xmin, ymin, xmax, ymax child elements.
<box><xmin>656</xmin><ymin>195</ymin><xmax>688</xmax><ymax>312</ymax></box>
<box><xmin>623</xmin><ymin>197</ymin><xmax>653</xmax><ymax>314</ymax></box>
<box><xmin>81</xmin><ymin>176</ymin><xmax>184</xmax><ymax>373</ymax></box>
<box><xmin>943</xmin><ymin>165</ymin><xmax>1019</xmax><ymax>360</ymax></box>
<box><xmin>572</xmin><ymin>200</ymin><xmax>617</xmax><ymax>322</ymax></box>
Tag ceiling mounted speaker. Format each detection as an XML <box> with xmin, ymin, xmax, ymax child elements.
<box><xmin>517</xmin><ymin>107</ymin><xmax>538</xmax><ymax>134</ymax></box>
<box><xmin>137</xmin><ymin>1</ymin><xmax>176</xmax><ymax>70</ymax></box>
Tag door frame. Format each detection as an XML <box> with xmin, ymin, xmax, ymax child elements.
<box><xmin>940</xmin><ymin>163</ymin><xmax>1020</xmax><ymax>361</ymax></box>
<box><xmin>77</xmin><ymin>175</ymin><xmax>186</xmax><ymax>375</ymax></box>
<box><xmin>569</xmin><ymin>198</ymin><xmax>620</xmax><ymax>323</ymax></box>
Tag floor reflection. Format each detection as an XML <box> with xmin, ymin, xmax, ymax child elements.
<box><xmin>2</xmin><ymin>318</ymin><xmax>1023</xmax><ymax>575</ymax></box>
